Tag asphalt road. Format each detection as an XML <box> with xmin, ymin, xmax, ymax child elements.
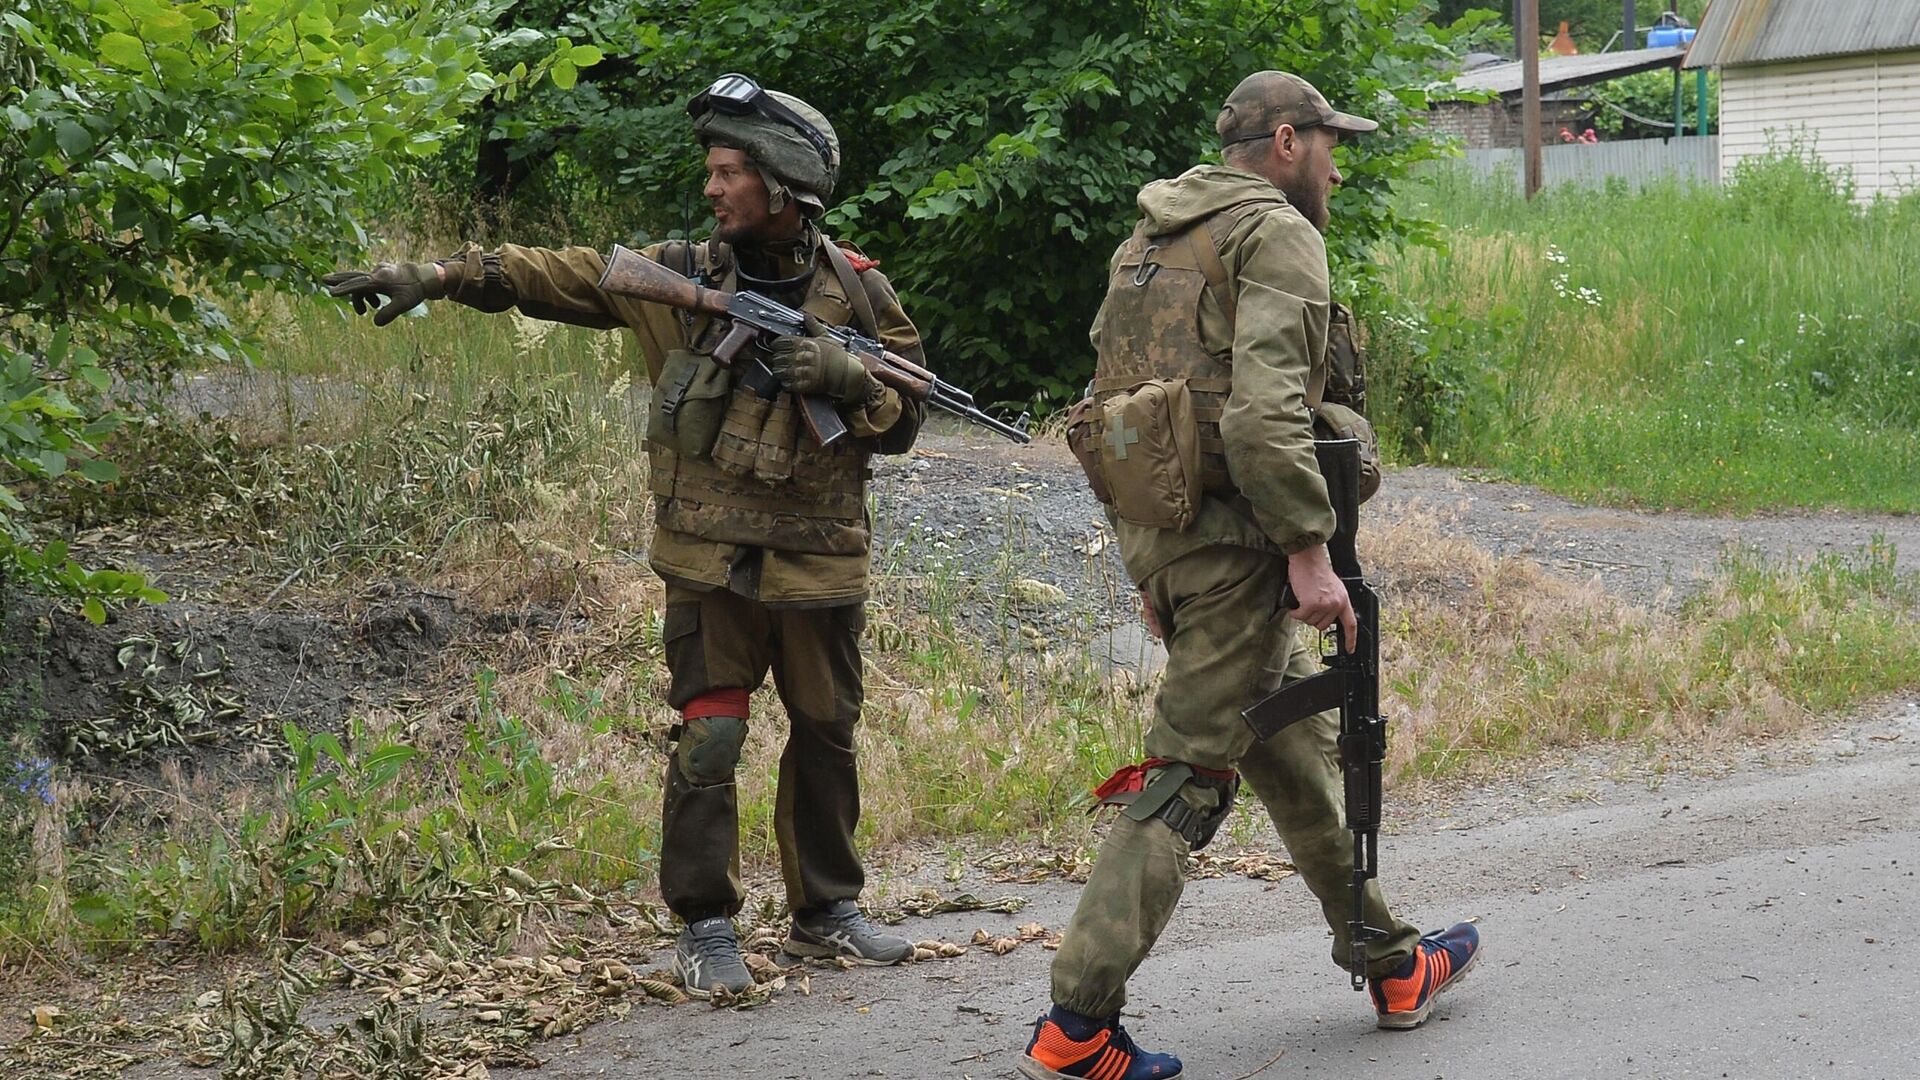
<box><xmin>496</xmin><ymin>703</ymin><xmax>1920</xmax><ymax>1080</ymax></box>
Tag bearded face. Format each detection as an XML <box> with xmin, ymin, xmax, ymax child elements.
<box><xmin>703</xmin><ymin>146</ymin><xmax>776</xmax><ymax>246</ymax></box>
<box><xmin>1277</xmin><ymin>127</ymin><xmax>1338</xmax><ymax>233</ymax></box>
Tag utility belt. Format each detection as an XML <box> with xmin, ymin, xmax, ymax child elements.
<box><xmin>1065</xmin><ymin>375</ymin><xmax>1380</xmax><ymax>531</ymax></box>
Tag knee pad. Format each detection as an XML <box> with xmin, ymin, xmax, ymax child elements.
<box><xmin>675</xmin><ymin>715</ymin><xmax>748</xmax><ymax>785</ymax></box>
<box><xmin>1095</xmin><ymin>759</ymin><xmax>1240</xmax><ymax>850</ymax></box>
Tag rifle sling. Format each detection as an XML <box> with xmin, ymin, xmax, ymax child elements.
<box><xmin>820</xmin><ymin>239</ymin><xmax>882</xmax><ymax>339</ymax></box>
<box><xmin>1242</xmin><ymin>666</ymin><xmax>1347</xmax><ymax>742</ymax></box>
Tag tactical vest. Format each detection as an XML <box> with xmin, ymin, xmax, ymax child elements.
<box><xmin>646</xmin><ymin>235</ymin><xmax>884</xmax><ymax>556</ymax></box>
<box><xmin>1087</xmin><ymin>200</ymin><xmax>1325</xmax><ymax>495</ymax></box>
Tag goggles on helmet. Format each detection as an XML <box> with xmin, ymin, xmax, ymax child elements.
<box><xmin>688</xmin><ymin>73</ymin><xmax>834</xmax><ymax>170</ymax></box>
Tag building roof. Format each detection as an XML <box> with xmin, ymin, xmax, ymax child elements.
<box><xmin>1684</xmin><ymin>0</ymin><xmax>1920</xmax><ymax>69</ymax></box>
<box><xmin>1453</xmin><ymin>46</ymin><xmax>1686</xmax><ymax>99</ymax></box>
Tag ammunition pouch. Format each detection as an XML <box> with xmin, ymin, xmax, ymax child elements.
<box><xmin>711</xmin><ymin>385</ymin><xmax>801</xmax><ymax>483</ymax></box>
<box><xmin>647</xmin><ymin>349</ymin><xmax>734</xmax><ymax>460</ymax></box>
<box><xmin>1311</xmin><ymin>402</ymin><xmax>1381</xmax><ymax>504</ymax></box>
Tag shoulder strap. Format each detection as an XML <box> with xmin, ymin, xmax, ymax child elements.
<box><xmin>1183</xmin><ymin>197</ymin><xmax>1286</xmax><ymax>330</ymax></box>
<box><xmin>1185</xmin><ymin>219</ymin><xmax>1236</xmax><ymax>328</ymax></box>
<box><xmin>819</xmin><ymin>237</ymin><xmax>882</xmax><ymax>338</ymax></box>
<box><xmin>663</xmin><ymin>239</ymin><xmax>736</xmax><ymax>348</ymax></box>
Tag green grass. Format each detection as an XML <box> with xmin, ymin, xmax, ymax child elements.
<box><xmin>1375</xmin><ymin>149</ymin><xmax>1920</xmax><ymax>512</ymax></box>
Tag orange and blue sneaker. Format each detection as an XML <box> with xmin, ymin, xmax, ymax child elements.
<box><xmin>1018</xmin><ymin>1006</ymin><xmax>1182</xmax><ymax>1079</ymax></box>
<box><xmin>1371</xmin><ymin>922</ymin><xmax>1481</xmax><ymax>1029</ymax></box>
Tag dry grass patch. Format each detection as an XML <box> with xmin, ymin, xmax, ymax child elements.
<box><xmin>1370</xmin><ymin>508</ymin><xmax>1920</xmax><ymax>780</ymax></box>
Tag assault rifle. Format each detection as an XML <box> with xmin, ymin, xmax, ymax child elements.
<box><xmin>1240</xmin><ymin>438</ymin><xmax>1386</xmax><ymax>991</ymax></box>
<box><xmin>596</xmin><ymin>244</ymin><xmax>1030</xmax><ymax>446</ymax></box>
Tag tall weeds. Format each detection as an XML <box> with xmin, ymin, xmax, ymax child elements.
<box><xmin>1375</xmin><ymin>147</ymin><xmax>1920</xmax><ymax>511</ymax></box>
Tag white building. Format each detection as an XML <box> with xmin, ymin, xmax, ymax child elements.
<box><xmin>1685</xmin><ymin>0</ymin><xmax>1920</xmax><ymax>201</ymax></box>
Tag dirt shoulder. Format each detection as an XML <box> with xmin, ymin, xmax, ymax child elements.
<box><xmin>1380</xmin><ymin>465</ymin><xmax>1920</xmax><ymax>604</ymax></box>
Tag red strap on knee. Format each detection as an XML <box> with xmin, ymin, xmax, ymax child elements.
<box><xmin>682</xmin><ymin>688</ymin><xmax>750</xmax><ymax>720</ymax></box>
<box><xmin>1091</xmin><ymin>757</ymin><xmax>1236</xmax><ymax>804</ymax></box>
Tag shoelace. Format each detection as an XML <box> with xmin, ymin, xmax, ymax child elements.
<box><xmin>808</xmin><ymin>902</ymin><xmax>872</xmax><ymax>936</ymax></box>
<box><xmin>691</xmin><ymin>926</ymin><xmax>745</xmax><ymax>966</ymax></box>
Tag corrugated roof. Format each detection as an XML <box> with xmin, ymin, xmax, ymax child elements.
<box><xmin>1684</xmin><ymin>0</ymin><xmax>1920</xmax><ymax>69</ymax></box>
<box><xmin>1453</xmin><ymin>46</ymin><xmax>1686</xmax><ymax>97</ymax></box>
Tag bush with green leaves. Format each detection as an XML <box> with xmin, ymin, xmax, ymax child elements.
<box><xmin>420</xmin><ymin>0</ymin><xmax>1497</xmax><ymax>404</ymax></box>
<box><xmin>1587</xmin><ymin>67</ymin><xmax>1717</xmax><ymax>140</ymax></box>
<box><xmin>0</xmin><ymin>0</ymin><xmax>591</xmax><ymax>611</ymax></box>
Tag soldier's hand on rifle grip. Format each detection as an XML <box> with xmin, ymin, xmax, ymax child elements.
<box><xmin>767</xmin><ymin>314</ymin><xmax>877</xmax><ymax>405</ymax></box>
<box><xmin>1285</xmin><ymin>544</ymin><xmax>1358</xmax><ymax>653</ymax></box>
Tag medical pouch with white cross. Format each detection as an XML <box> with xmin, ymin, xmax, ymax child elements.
<box><xmin>1077</xmin><ymin>377</ymin><xmax>1203</xmax><ymax>531</ymax></box>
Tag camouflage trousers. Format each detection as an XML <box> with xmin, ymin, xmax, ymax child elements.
<box><xmin>1050</xmin><ymin>544</ymin><xmax>1421</xmax><ymax>1017</ymax></box>
<box><xmin>658</xmin><ymin>583</ymin><xmax>867</xmax><ymax>922</ymax></box>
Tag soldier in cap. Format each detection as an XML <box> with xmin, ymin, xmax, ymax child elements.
<box><xmin>323</xmin><ymin>74</ymin><xmax>921</xmax><ymax>997</ymax></box>
<box><xmin>1022</xmin><ymin>72</ymin><xmax>1481</xmax><ymax>1079</ymax></box>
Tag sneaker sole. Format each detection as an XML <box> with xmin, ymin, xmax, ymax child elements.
<box><xmin>1018</xmin><ymin>1055</ymin><xmax>1183</xmax><ymax>1080</ymax></box>
<box><xmin>781</xmin><ymin>935</ymin><xmax>908</xmax><ymax>966</ymax></box>
<box><xmin>671</xmin><ymin>956</ymin><xmax>750</xmax><ymax>1000</ymax></box>
<box><xmin>1376</xmin><ymin>944</ymin><xmax>1482</xmax><ymax>1030</ymax></box>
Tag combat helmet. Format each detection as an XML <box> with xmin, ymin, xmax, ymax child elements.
<box><xmin>689</xmin><ymin>73</ymin><xmax>840</xmax><ymax>216</ymax></box>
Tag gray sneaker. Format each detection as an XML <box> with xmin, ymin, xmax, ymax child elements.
<box><xmin>673</xmin><ymin>916</ymin><xmax>754</xmax><ymax>997</ymax></box>
<box><xmin>784</xmin><ymin>899</ymin><xmax>914</xmax><ymax>965</ymax></box>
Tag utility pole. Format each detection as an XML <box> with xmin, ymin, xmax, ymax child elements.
<box><xmin>1624</xmin><ymin>0</ymin><xmax>1638</xmax><ymax>49</ymax></box>
<box><xmin>1521</xmin><ymin>0</ymin><xmax>1542</xmax><ymax>198</ymax></box>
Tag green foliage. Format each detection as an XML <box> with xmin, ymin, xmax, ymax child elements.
<box><xmin>1374</xmin><ymin>151</ymin><xmax>1920</xmax><ymax>512</ymax></box>
<box><xmin>0</xmin><ymin>0</ymin><xmax>587</xmax><ymax>610</ymax></box>
<box><xmin>1705</xmin><ymin>539</ymin><xmax>1920</xmax><ymax>713</ymax></box>
<box><xmin>1724</xmin><ymin>136</ymin><xmax>1858</xmax><ymax>229</ymax></box>
<box><xmin>0</xmin><ymin>331</ymin><xmax>160</xmax><ymax>615</ymax></box>
<box><xmin>25</xmin><ymin>675</ymin><xmax>627</xmax><ymax>955</ymax></box>
<box><xmin>61</xmin><ymin>374</ymin><xmax>639</xmax><ymax>581</ymax></box>
<box><xmin>425</xmin><ymin>0</ymin><xmax>1490</xmax><ymax>405</ymax></box>
<box><xmin>1588</xmin><ymin>68</ymin><xmax>1717</xmax><ymax>139</ymax></box>
<box><xmin>1433</xmin><ymin>0</ymin><xmax>1709</xmax><ymax>50</ymax></box>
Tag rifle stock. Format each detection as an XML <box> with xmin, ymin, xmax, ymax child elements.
<box><xmin>598</xmin><ymin>244</ymin><xmax>730</xmax><ymax>317</ymax></box>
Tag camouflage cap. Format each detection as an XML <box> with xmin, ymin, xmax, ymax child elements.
<box><xmin>1216</xmin><ymin>71</ymin><xmax>1378</xmax><ymax>145</ymax></box>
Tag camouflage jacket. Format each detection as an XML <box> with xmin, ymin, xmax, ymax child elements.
<box><xmin>1090</xmin><ymin>164</ymin><xmax>1335</xmax><ymax>583</ymax></box>
<box><xmin>441</xmin><ymin>232</ymin><xmax>924</xmax><ymax>605</ymax></box>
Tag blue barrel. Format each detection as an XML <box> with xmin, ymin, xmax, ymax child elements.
<box><xmin>1648</xmin><ymin>25</ymin><xmax>1696</xmax><ymax>48</ymax></box>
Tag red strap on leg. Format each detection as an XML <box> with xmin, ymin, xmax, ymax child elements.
<box><xmin>682</xmin><ymin>688</ymin><xmax>750</xmax><ymax>720</ymax></box>
<box><xmin>1092</xmin><ymin>762</ymin><xmax>1154</xmax><ymax>803</ymax></box>
<box><xmin>1091</xmin><ymin>757</ymin><xmax>1237</xmax><ymax>807</ymax></box>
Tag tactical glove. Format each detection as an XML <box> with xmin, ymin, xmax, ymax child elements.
<box><xmin>322</xmin><ymin>262</ymin><xmax>446</xmax><ymax>326</ymax></box>
<box><xmin>767</xmin><ymin>319</ymin><xmax>877</xmax><ymax>405</ymax></box>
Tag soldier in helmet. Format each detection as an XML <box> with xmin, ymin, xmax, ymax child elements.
<box><xmin>1024</xmin><ymin>72</ymin><xmax>1480</xmax><ymax>1079</ymax></box>
<box><xmin>323</xmin><ymin>74</ymin><xmax>921</xmax><ymax>996</ymax></box>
